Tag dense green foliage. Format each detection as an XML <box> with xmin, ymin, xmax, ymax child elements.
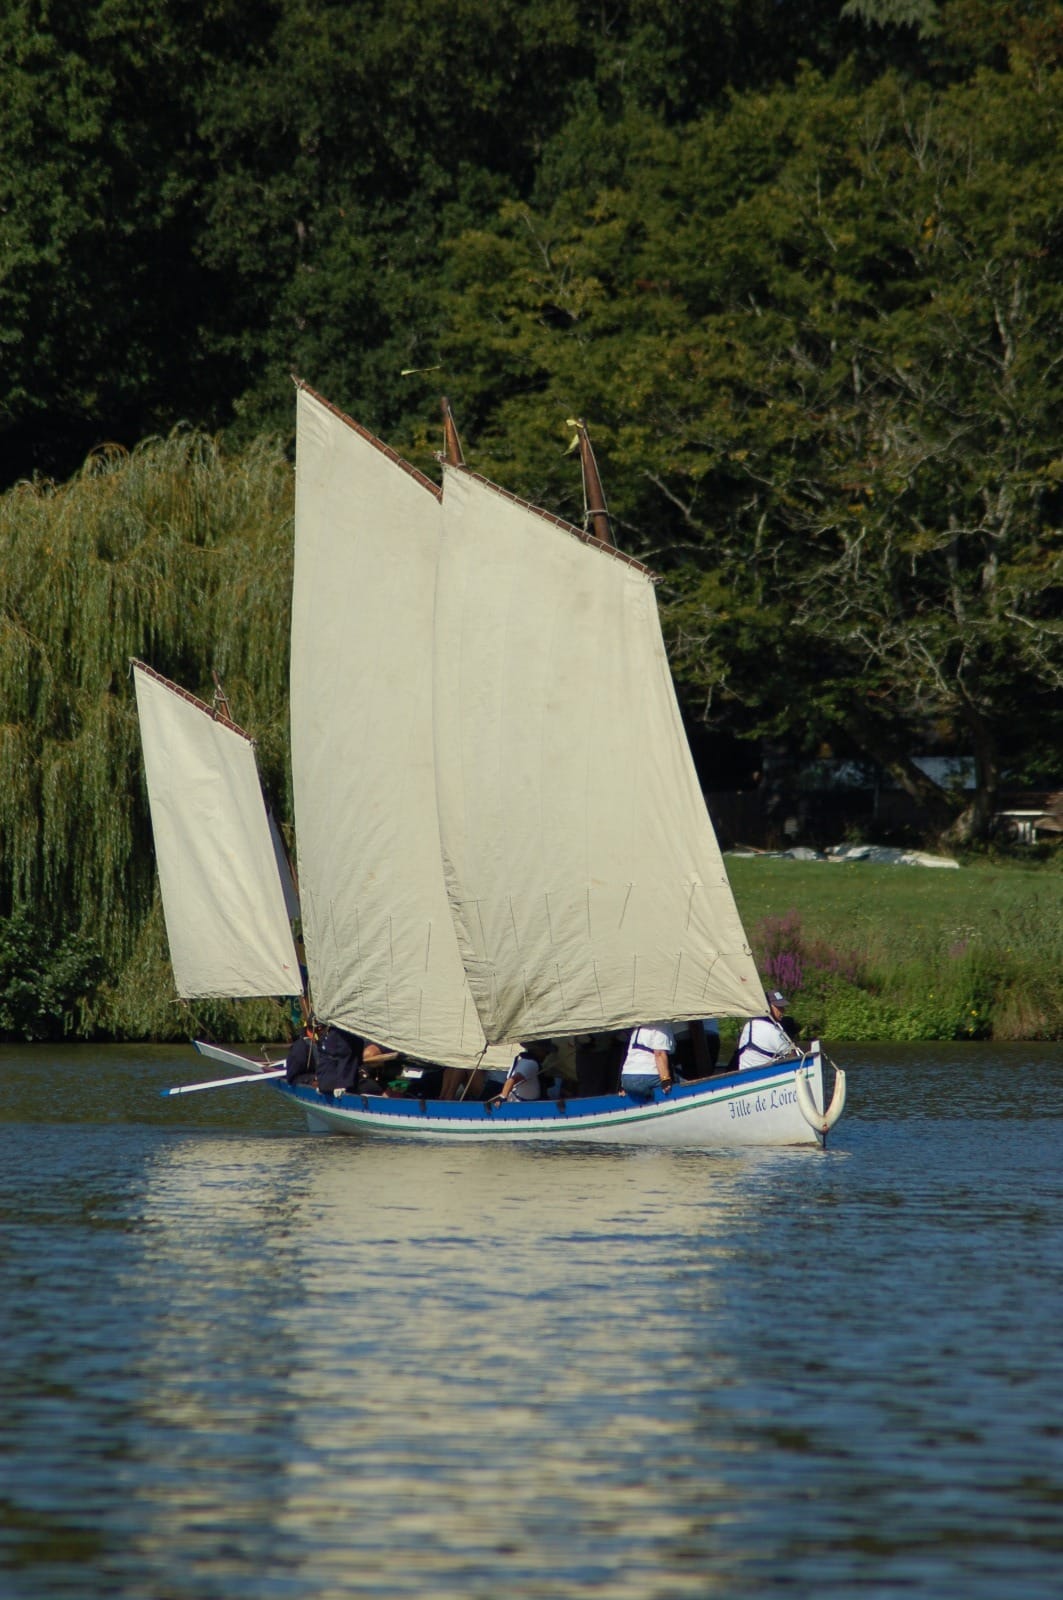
<box><xmin>5</xmin><ymin>0</ymin><xmax>1060</xmax><ymax>823</ymax></box>
<box><xmin>7</xmin><ymin>0</ymin><xmax>1060</xmax><ymax>477</ymax></box>
<box><xmin>1</xmin><ymin>0</ymin><xmax>1062</xmax><ymax>1035</ymax></box>
<box><xmin>0</xmin><ymin>0</ymin><xmax>869</xmax><ymax>480</ymax></box>
<box><xmin>0</xmin><ymin>908</ymin><xmax>100</xmax><ymax>1040</ymax></box>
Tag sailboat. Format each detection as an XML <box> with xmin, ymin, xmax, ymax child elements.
<box><xmin>139</xmin><ymin>383</ymin><xmax>845</xmax><ymax>1147</ymax></box>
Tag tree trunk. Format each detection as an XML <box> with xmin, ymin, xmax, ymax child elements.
<box><xmin>839</xmin><ymin>700</ymin><xmax>959</xmax><ymax>837</ymax></box>
<box><xmin>944</xmin><ymin>700</ymin><xmax>999</xmax><ymax>845</ymax></box>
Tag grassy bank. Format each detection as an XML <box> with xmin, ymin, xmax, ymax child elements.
<box><xmin>123</xmin><ymin>853</ymin><xmax>1063</xmax><ymax>1050</ymax></box>
<box><xmin>723</xmin><ymin>854</ymin><xmax>1063</xmax><ymax>1045</ymax></box>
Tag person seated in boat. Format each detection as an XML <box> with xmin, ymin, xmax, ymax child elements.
<box><xmin>730</xmin><ymin>991</ymin><xmax>799</xmax><ymax>1073</ymax></box>
<box><xmin>284</xmin><ymin>1025</ymin><xmax>317</xmax><ymax>1085</ymax></box>
<box><xmin>314</xmin><ymin>1022</ymin><xmax>366</xmax><ymax>1095</ymax></box>
<box><xmin>575</xmin><ymin>1031</ymin><xmax>622</xmax><ymax>1096</ymax></box>
<box><xmin>488</xmin><ymin>1040</ymin><xmax>550</xmax><ymax>1104</ymax></box>
<box><xmin>540</xmin><ymin>1036</ymin><xmax>576</xmax><ymax>1098</ymax></box>
<box><xmin>673</xmin><ymin>1018</ymin><xmax>720</xmax><ymax>1079</ymax></box>
<box><xmin>620</xmin><ymin>1023</ymin><xmax>677</xmax><ymax>1098</ymax></box>
<box><xmin>358</xmin><ymin>1041</ymin><xmax>402</xmax><ymax>1094</ymax></box>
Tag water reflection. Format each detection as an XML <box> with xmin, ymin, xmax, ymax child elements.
<box><xmin>117</xmin><ymin>1132</ymin><xmax>827</xmax><ymax>1598</ymax></box>
<box><xmin>1</xmin><ymin>1045</ymin><xmax>1062</xmax><ymax>1599</ymax></box>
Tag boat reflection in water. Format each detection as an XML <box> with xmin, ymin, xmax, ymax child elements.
<box><xmin>125</xmin><ymin>1128</ymin><xmax>815</xmax><ymax>1593</ymax></box>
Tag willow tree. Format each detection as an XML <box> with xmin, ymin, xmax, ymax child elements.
<box><xmin>0</xmin><ymin>429</ymin><xmax>295</xmax><ymax>1037</ymax></box>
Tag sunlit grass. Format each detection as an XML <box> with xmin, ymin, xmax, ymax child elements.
<box><xmin>726</xmin><ymin>855</ymin><xmax>1063</xmax><ymax>1041</ymax></box>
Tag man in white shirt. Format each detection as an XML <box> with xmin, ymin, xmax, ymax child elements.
<box><xmin>490</xmin><ymin>1040</ymin><xmax>548</xmax><ymax>1103</ymax></box>
<box><xmin>733</xmin><ymin>991</ymin><xmax>798</xmax><ymax>1072</ymax></box>
<box><xmin>620</xmin><ymin>1023</ymin><xmax>677</xmax><ymax>1097</ymax></box>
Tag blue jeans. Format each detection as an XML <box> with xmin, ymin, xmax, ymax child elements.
<box><xmin>621</xmin><ymin>1073</ymin><xmax>661</xmax><ymax>1099</ymax></box>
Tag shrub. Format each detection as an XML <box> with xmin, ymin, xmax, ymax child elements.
<box><xmin>0</xmin><ymin>909</ymin><xmax>102</xmax><ymax>1040</ymax></box>
<box><xmin>749</xmin><ymin>908</ymin><xmax>1004</xmax><ymax>1041</ymax></box>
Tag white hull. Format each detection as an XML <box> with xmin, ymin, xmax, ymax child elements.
<box><xmin>275</xmin><ymin>1048</ymin><xmax>836</xmax><ymax>1149</ymax></box>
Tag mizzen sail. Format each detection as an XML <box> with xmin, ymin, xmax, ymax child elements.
<box><xmin>434</xmin><ymin>467</ymin><xmax>763</xmax><ymax>1043</ymax></box>
<box><xmin>132</xmin><ymin>660</ymin><xmax>301</xmax><ymax>998</ymax></box>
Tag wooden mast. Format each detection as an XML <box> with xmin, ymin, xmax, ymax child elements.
<box><xmin>572</xmin><ymin>419</ymin><xmax>614</xmax><ymax>548</ymax></box>
<box><xmin>211</xmin><ymin>669</ymin><xmax>234</xmax><ymax>723</ymax></box>
<box><xmin>441</xmin><ymin>397</ymin><xmax>465</xmax><ymax>467</ymax></box>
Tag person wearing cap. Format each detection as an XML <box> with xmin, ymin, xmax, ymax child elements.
<box><xmin>730</xmin><ymin>991</ymin><xmax>799</xmax><ymax>1072</ymax></box>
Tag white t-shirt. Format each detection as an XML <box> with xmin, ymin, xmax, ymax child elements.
<box><xmin>736</xmin><ymin>1015</ymin><xmax>793</xmax><ymax>1070</ymax></box>
<box><xmin>502</xmin><ymin>1051</ymin><xmax>541</xmax><ymax>1100</ymax></box>
<box><xmin>622</xmin><ymin>1024</ymin><xmax>676</xmax><ymax>1078</ymax></box>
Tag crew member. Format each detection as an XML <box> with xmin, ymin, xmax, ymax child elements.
<box><xmin>731</xmin><ymin>991</ymin><xmax>798</xmax><ymax>1072</ymax></box>
<box><xmin>620</xmin><ymin>1023</ymin><xmax>676</xmax><ymax>1097</ymax></box>
<box><xmin>491</xmin><ymin>1040</ymin><xmax>549</xmax><ymax>1103</ymax></box>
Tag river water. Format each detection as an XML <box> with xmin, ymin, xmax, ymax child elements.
<box><xmin>1</xmin><ymin>1042</ymin><xmax>1061</xmax><ymax>1599</ymax></box>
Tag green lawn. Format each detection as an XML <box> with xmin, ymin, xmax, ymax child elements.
<box><xmin>723</xmin><ymin>854</ymin><xmax>1063</xmax><ymax>1043</ymax></box>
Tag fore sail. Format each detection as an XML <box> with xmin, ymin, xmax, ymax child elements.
<box><xmin>291</xmin><ymin>384</ymin><xmax>498</xmax><ymax>1067</ymax></box>
<box><xmin>132</xmin><ymin>661</ymin><xmax>302</xmax><ymax>999</ymax></box>
<box><xmin>434</xmin><ymin>467</ymin><xmax>764</xmax><ymax>1044</ymax></box>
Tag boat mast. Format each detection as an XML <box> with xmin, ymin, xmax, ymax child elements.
<box><xmin>572</xmin><ymin>419</ymin><xmax>614</xmax><ymax>548</ymax></box>
<box><xmin>441</xmin><ymin>397</ymin><xmax>465</xmax><ymax>468</ymax></box>
<box><xmin>210</xmin><ymin>668</ymin><xmax>235</xmax><ymax>725</ymax></box>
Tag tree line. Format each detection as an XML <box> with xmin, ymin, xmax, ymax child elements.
<box><xmin>1</xmin><ymin>1</ymin><xmax>1062</xmax><ymax>1034</ymax></box>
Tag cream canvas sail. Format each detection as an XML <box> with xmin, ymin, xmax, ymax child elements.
<box><xmin>132</xmin><ymin>661</ymin><xmax>301</xmax><ymax>999</ymax></box>
<box><xmin>291</xmin><ymin>385</ymin><xmax>502</xmax><ymax>1068</ymax></box>
<box><xmin>434</xmin><ymin>467</ymin><xmax>763</xmax><ymax>1044</ymax></box>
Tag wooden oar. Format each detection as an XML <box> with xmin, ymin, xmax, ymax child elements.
<box><xmin>161</xmin><ymin>1068</ymin><xmax>286</xmax><ymax>1097</ymax></box>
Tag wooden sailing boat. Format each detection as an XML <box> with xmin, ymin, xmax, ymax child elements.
<box><xmin>137</xmin><ymin>384</ymin><xmax>844</xmax><ymax>1144</ymax></box>
<box><xmin>249</xmin><ymin>383</ymin><xmax>843</xmax><ymax>1146</ymax></box>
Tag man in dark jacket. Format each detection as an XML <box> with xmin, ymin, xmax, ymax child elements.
<box><xmin>314</xmin><ymin>1024</ymin><xmax>364</xmax><ymax>1095</ymax></box>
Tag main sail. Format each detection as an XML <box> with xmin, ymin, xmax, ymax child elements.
<box><xmin>132</xmin><ymin>661</ymin><xmax>302</xmax><ymax>999</ymax></box>
<box><xmin>290</xmin><ymin>385</ymin><xmax>497</xmax><ymax>1067</ymax></box>
<box><xmin>434</xmin><ymin>467</ymin><xmax>764</xmax><ymax>1043</ymax></box>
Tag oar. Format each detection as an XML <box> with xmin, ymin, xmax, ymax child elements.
<box><xmin>161</xmin><ymin>1068</ymin><xmax>286</xmax><ymax>1097</ymax></box>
